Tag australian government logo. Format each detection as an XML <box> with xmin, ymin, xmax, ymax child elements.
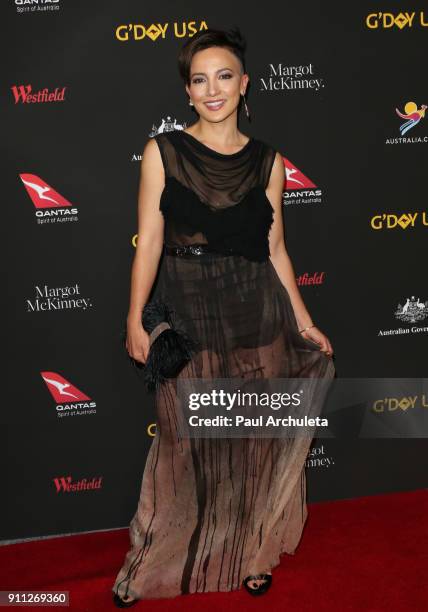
<box><xmin>148</xmin><ymin>116</ymin><xmax>187</xmax><ymax>137</ymax></box>
<box><xmin>131</xmin><ymin>116</ymin><xmax>187</xmax><ymax>162</ymax></box>
<box><xmin>378</xmin><ymin>296</ymin><xmax>428</xmax><ymax>336</ymax></box>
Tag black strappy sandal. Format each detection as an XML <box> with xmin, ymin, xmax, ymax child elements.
<box><xmin>243</xmin><ymin>573</ymin><xmax>272</xmax><ymax>595</ymax></box>
<box><xmin>112</xmin><ymin>592</ymin><xmax>138</xmax><ymax>607</ymax></box>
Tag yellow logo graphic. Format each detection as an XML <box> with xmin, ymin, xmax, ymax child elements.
<box><xmin>366</xmin><ymin>11</ymin><xmax>428</xmax><ymax>29</ymax></box>
<box><xmin>372</xmin><ymin>396</ymin><xmax>428</xmax><ymax>412</ymax></box>
<box><xmin>147</xmin><ymin>423</ymin><xmax>157</xmax><ymax>437</ymax></box>
<box><xmin>116</xmin><ymin>21</ymin><xmax>208</xmax><ymax>41</ymax></box>
<box><xmin>370</xmin><ymin>212</ymin><xmax>428</xmax><ymax>230</ymax></box>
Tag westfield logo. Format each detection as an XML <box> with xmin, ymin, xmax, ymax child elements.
<box><xmin>52</xmin><ymin>476</ymin><xmax>103</xmax><ymax>493</ymax></box>
<box><xmin>11</xmin><ymin>85</ymin><xmax>66</xmax><ymax>104</ymax></box>
<box><xmin>296</xmin><ymin>272</ymin><xmax>325</xmax><ymax>286</ymax></box>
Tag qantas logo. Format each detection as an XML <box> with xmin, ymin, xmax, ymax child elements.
<box><xmin>19</xmin><ymin>173</ymin><xmax>78</xmax><ymax>223</ymax></box>
<box><xmin>20</xmin><ymin>174</ymin><xmax>71</xmax><ymax>208</ymax></box>
<box><xmin>282</xmin><ymin>157</ymin><xmax>322</xmax><ymax>206</ymax></box>
<box><xmin>15</xmin><ymin>1</ymin><xmax>62</xmax><ymax>16</ymax></box>
<box><xmin>41</xmin><ymin>371</ymin><xmax>97</xmax><ymax>417</ymax></box>
<box><xmin>284</xmin><ymin>158</ymin><xmax>316</xmax><ymax>189</ymax></box>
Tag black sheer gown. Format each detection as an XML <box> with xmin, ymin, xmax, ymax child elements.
<box><xmin>112</xmin><ymin>129</ymin><xmax>335</xmax><ymax>600</ymax></box>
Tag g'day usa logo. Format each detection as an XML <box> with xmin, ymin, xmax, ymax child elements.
<box><xmin>19</xmin><ymin>174</ymin><xmax>79</xmax><ymax>224</ymax></box>
<box><xmin>41</xmin><ymin>371</ymin><xmax>96</xmax><ymax>417</ymax></box>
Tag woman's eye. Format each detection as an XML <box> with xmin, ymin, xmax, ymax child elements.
<box><xmin>192</xmin><ymin>74</ymin><xmax>232</xmax><ymax>84</ymax></box>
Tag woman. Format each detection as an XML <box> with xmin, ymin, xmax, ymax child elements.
<box><xmin>112</xmin><ymin>26</ymin><xmax>335</xmax><ymax>607</ymax></box>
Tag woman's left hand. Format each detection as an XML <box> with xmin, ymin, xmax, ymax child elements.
<box><xmin>300</xmin><ymin>325</ymin><xmax>334</xmax><ymax>357</ymax></box>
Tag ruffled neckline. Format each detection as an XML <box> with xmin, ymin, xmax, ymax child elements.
<box><xmin>180</xmin><ymin>130</ymin><xmax>254</xmax><ymax>159</ymax></box>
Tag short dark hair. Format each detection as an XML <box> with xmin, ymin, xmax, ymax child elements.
<box><xmin>177</xmin><ymin>26</ymin><xmax>247</xmax><ymax>85</ymax></box>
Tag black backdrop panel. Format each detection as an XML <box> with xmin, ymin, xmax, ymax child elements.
<box><xmin>3</xmin><ymin>1</ymin><xmax>427</xmax><ymax>541</ymax></box>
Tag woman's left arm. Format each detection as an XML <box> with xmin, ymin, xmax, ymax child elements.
<box><xmin>265</xmin><ymin>152</ymin><xmax>334</xmax><ymax>356</ymax></box>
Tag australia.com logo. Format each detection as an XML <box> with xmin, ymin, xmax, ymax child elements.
<box><xmin>41</xmin><ymin>371</ymin><xmax>97</xmax><ymax>417</ymax></box>
<box><xmin>19</xmin><ymin>174</ymin><xmax>79</xmax><ymax>224</ymax></box>
<box><xmin>385</xmin><ymin>100</ymin><xmax>427</xmax><ymax>145</ymax></box>
<box><xmin>282</xmin><ymin>157</ymin><xmax>322</xmax><ymax>206</ymax></box>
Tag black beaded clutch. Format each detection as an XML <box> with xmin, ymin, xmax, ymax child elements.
<box><xmin>123</xmin><ymin>298</ymin><xmax>198</xmax><ymax>392</ymax></box>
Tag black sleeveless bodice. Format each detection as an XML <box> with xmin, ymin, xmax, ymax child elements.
<box><xmin>153</xmin><ymin>130</ymin><xmax>277</xmax><ymax>262</ymax></box>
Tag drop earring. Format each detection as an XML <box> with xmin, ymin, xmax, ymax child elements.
<box><xmin>189</xmin><ymin>98</ymin><xmax>194</xmax><ymax>106</ymax></box>
<box><xmin>241</xmin><ymin>92</ymin><xmax>250</xmax><ymax>120</ymax></box>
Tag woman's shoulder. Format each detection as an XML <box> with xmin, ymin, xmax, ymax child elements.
<box><xmin>252</xmin><ymin>134</ymin><xmax>278</xmax><ymax>156</ymax></box>
<box><xmin>151</xmin><ymin>130</ymin><xmax>185</xmax><ymax>159</ymax></box>
<box><xmin>250</xmin><ymin>136</ymin><xmax>282</xmax><ymax>189</ymax></box>
<box><xmin>152</xmin><ymin>129</ymin><xmax>181</xmax><ymax>144</ymax></box>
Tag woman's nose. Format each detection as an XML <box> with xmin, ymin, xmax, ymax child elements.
<box><xmin>206</xmin><ymin>79</ymin><xmax>220</xmax><ymax>96</ymax></box>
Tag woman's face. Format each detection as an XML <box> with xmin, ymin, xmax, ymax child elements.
<box><xmin>185</xmin><ymin>46</ymin><xmax>249</xmax><ymax>123</ymax></box>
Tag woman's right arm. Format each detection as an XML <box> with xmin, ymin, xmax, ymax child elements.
<box><xmin>126</xmin><ymin>137</ymin><xmax>165</xmax><ymax>364</ymax></box>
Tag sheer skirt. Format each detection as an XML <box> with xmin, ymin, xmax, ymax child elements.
<box><xmin>112</xmin><ymin>253</ymin><xmax>335</xmax><ymax>600</ymax></box>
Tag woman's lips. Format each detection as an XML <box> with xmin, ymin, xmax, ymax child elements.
<box><xmin>204</xmin><ymin>100</ymin><xmax>225</xmax><ymax>111</ymax></box>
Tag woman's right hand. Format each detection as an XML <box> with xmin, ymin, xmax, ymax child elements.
<box><xmin>126</xmin><ymin>319</ymin><xmax>150</xmax><ymax>365</ymax></box>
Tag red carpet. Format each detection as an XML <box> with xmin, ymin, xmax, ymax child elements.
<box><xmin>2</xmin><ymin>489</ymin><xmax>427</xmax><ymax>611</ymax></box>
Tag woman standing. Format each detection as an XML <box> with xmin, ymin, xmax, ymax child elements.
<box><xmin>112</xmin><ymin>27</ymin><xmax>335</xmax><ymax>607</ymax></box>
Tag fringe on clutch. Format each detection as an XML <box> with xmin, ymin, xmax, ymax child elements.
<box><xmin>122</xmin><ymin>298</ymin><xmax>199</xmax><ymax>392</ymax></box>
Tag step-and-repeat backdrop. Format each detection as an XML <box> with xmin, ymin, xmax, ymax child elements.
<box><xmin>4</xmin><ymin>1</ymin><xmax>427</xmax><ymax>541</ymax></box>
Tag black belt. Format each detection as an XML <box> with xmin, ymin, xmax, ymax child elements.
<box><xmin>164</xmin><ymin>244</ymin><xmax>234</xmax><ymax>257</ymax></box>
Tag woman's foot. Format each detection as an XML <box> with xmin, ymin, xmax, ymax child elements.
<box><xmin>243</xmin><ymin>572</ymin><xmax>272</xmax><ymax>595</ymax></box>
<box><xmin>112</xmin><ymin>592</ymin><xmax>138</xmax><ymax>607</ymax></box>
